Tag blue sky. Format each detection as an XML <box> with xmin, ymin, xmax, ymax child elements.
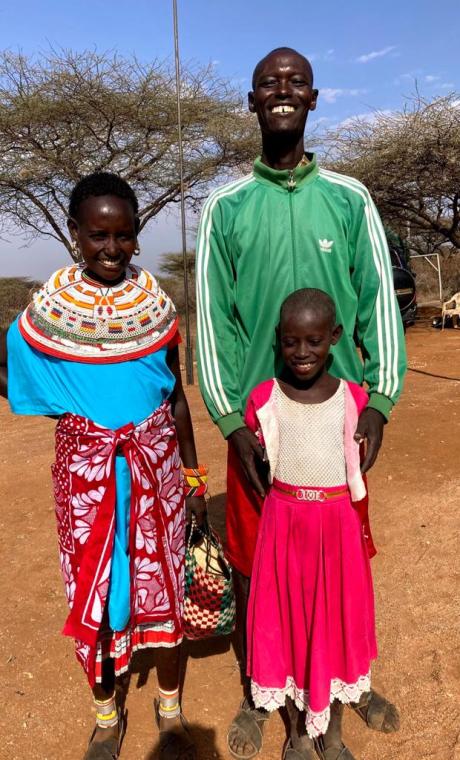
<box><xmin>0</xmin><ymin>0</ymin><xmax>458</xmax><ymax>280</ymax></box>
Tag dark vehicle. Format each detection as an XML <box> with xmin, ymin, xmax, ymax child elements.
<box><xmin>386</xmin><ymin>229</ymin><xmax>417</xmax><ymax>328</ymax></box>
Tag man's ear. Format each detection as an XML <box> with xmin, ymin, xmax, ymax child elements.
<box><xmin>248</xmin><ymin>91</ymin><xmax>256</xmax><ymax>113</ymax></box>
<box><xmin>331</xmin><ymin>323</ymin><xmax>343</xmax><ymax>345</ymax></box>
<box><xmin>310</xmin><ymin>89</ymin><xmax>319</xmax><ymax>112</ymax></box>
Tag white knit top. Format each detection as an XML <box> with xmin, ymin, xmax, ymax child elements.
<box><xmin>272</xmin><ymin>380</ymin><xmax>346</xmax><ymax>487</ymax></box>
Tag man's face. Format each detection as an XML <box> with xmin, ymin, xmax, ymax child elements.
<box><xmin>248</xmin><ymin>51</ymin><xmax>318</xmax><ymax>138</ymax></box>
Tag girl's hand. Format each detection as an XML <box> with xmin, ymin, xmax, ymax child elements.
<box><xmin>185</xmin><ymin>495</ymin><xmax>207</xmax><ymax>527</ymax></box>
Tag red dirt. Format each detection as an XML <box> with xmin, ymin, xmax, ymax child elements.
<box><xmin>0</xmin><ymin>316</ymin><xmax>459</xmax><ymax>760</ymax></box>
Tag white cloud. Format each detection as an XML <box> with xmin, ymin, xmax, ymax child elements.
<box><xmin>321</xmin><ymin>87</ymin><xmax>367</xmax><ymax>104</ymax></box>
<box><xmin>312</xmin><ymin>116</ymin><xmax>333</xmax><ymax>125</ymax></box>
<box><xmin>440</xmin><ymin>82</ymin><xmax>454</xmax><ymax>89</ymax></box>
<box><xmin>306</xmin><ymin>49</ymin><xmax>335</xmax><ymax>63</ymax></box>
<box><xmin>338</xmin><ymin>109</ymin><xmax>394</xmax><ymax>127</ymax></box>
<box><xmin>425</xmin><ymin>75</ymin><xmax>440</xmax><ymax>82</ymax></box>
<box><xmin>356</xmin><ymin>46</ymin><xmax>396</xmax><ymax>64</ymax></box>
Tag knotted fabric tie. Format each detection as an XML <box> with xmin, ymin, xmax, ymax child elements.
<box><xmin>52</xmin><ymin>400</ymin><xmax>185</xmax><ymax>686</ymax></box>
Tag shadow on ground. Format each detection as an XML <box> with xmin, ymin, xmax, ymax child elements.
<box><xmin>115</xmin><ymin>493</ymin><xmax>236</xmax><ymax>760</ymax></box>
<box><xmin>145</xmin><ymin>723</ymin><xmax>222</xmax><ymax>760</ymax></box>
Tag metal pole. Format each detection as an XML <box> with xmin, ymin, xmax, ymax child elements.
<box><xmin>173</xmin><ymin>0</ymin><xmax>194</xmax><ymax>384</ymax></box>
<box><xmin>436</xmin><ymin>253</ymin><xmax>443</xmax><ymax>303</ymax></box>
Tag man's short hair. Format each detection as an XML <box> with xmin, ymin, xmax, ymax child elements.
<box><xmin>252</xmin><ymin>47</ymin><xmax>314</xmax><ymax>89</ymax></box>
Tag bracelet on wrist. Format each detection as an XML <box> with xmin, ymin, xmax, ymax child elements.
<box><xmin>182</xmin><ymin>465</ymin><xmax>209</xmax><ymax>497</ymax></box>
<box><xmin>184</xmin><ymin>483</ymin><xmax>208</xmax><ymax>497</ymax></box>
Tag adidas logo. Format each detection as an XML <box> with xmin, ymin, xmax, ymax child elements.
<box><xmin>319</xmin><ymin>239</ymin><xmax>334</xmax><ymax>253</ymax></box>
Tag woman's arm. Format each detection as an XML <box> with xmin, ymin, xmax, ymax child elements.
<box><xmin>167</xmin><ymin>346</ymin><xmax>207</xmax><ymax>525</ymax></box>
<box><xmin>0</xmin><ymin>330</ymin><xmax>8</xmax><ymax>399</ymax></box>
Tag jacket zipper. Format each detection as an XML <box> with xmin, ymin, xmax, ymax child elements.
<box><xmin>288</xmin><ymin>170</ymin><xmax>296</xmax><ymax>285</ymax></box>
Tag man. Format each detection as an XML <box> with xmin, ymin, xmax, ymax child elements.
<box><xmin>196</xmin><ymin>48</ymin><xmax>405</xmax><ymax>759</ymax></box>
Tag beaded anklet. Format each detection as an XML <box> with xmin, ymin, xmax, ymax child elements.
<box><xmin>94</xmin><ymin>694</ymin><xmax>118</xmax><ymax>729</ymax></box>
<box><xmin>158</xmin><ymin>686</ymin><xmax>181</xmax><ymax>719</ymax></box>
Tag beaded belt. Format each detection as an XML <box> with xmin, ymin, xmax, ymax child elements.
<box><xmin>272</xmin><ymin>481</ymin><xmax>348</xmax><ymax>503</ymax></box>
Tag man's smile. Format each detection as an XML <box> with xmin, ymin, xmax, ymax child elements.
<box><xmin>270</xmin><ymin>105</ymin><xmax>296</xmax><ymax>114</ymax></box>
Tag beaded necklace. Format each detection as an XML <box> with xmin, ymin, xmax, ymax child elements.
<box><xmin>19</xmin><ymin>264</ymin><xmax>178</xmax><ymax>363</ymax></box>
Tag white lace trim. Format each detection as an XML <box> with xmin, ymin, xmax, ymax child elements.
<box><xmin>251</xmin><ymin>671</ymin><xmax>371</xmax><ymax>738</ymax></box>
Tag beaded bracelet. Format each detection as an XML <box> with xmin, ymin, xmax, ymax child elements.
<box><xmin>182</xmin><ymin>465</ymin><xmax>208</xmax><ymax>497</ymax></box>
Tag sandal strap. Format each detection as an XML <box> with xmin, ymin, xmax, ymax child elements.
<box><xmin>84</xmin><ymin>708</ymin><xmax>125</xmax><ymax>760</ymax></box>
<box><xmin>314</xmin><ymin>742</ymin><xmax>356</xmax><ymax>760</ymax></box>
<box><xmin>349</xmin><ymin>689</ymin><xmax>397</xmax><ymax>731</ymax></box>
<box><xmin>227</xmin><ymin>702</ymin><xmax>269</xmax><ymax>759</ymax></box>
<box><xmin>153</xmin><ymin>699</ymin><xmax>196</xmax><ymax>760</ymax></box>
<box><xmin>283</xmin><ymin>738</ymin><xmax>315</xmax><ymax>760</ymax></box>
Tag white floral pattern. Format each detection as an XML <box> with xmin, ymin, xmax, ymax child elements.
<box><xmin>60</xmin><ymin>550</ymin><xmax>76</xmax><ymax>608</ymax></box>
<box><xmin>53</xmin><ymin>401</ymin><xmax>186</xmax><ymax>686</ymax></box>
<box><xmin>72</xmin><ymin>486</ymin><xmax>106</xmax><ymax>544</ymax></box>
<box><xmin>69</xmin><ymin>441</ymin><xmax>113</xmax><ymax>482</ymax></box>
<box><xmin>135</xmin><ymin>495</ymin><xmax>157</xmax><ymax>554</ymax></box>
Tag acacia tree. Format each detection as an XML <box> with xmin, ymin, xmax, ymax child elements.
<box><xmin>0</xmin><ymin>49</ymin><xmax>259</xmax><ymax>259</ymax></box>
<box><xmin>325</xmin><ymin>94</ymin><xmax>460</xmax><ymax>254</ymax></box>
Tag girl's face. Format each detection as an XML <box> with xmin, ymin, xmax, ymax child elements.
<box><xmin>68</xmin><ymin>195</ymin><xmax>138</xmax><ymax>285</ymax></box>
<box><xmin>279</xmin><ymin>307</ymin><xmax>342</xmax><ymax>382</ymax></box>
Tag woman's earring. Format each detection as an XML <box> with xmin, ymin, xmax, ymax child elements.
<box><xmin>134</xmin><ymin>245</ymin><xmax>140</xmax><ymax>256</ymax></box>
<box><xmin>71</xmin><ymin>239</ymin><xmax>80</xmax><ymax>257</ymax></box>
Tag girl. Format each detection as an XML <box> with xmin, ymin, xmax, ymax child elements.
<box><xmin>244</xmin><ymin>288</ymin><xmax>381</xmax><ymax>760</ymax></box>
<box><xmin>0</xmin><ymin>172</ymin><xmax>204</xmax><ymax>760</ymax></box>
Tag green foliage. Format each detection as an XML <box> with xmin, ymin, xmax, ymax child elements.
<box><xmin>0</xmin><ymin>49</ymin><xmax>260</xmax><ymax>258</ymax></box>
<box><xmin>157</xmin><ymin>251</ymin><xmax>195</xmax><ymax>316</ymax></box>
<box><xmin>325</xmin><ymin>94</ymin><xmax>460</xmax><ymax>253</ymax></box>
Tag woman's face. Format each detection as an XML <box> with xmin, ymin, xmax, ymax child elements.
<box><xmin>68</xmin><ymin>195</ymin><xmax>138</xmax><ymax>285</ymax></box>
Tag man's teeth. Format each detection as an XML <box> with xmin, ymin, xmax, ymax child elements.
<box><xmin>272</xmin><ymin>105</ymin><xmax>295</xmax><ymax>114</ymax></box>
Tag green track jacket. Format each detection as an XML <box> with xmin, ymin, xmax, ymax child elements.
<box><xmin>196</xmin><ymin>155</ymin><xmax>407</xmax><ymax>438</ymax></box>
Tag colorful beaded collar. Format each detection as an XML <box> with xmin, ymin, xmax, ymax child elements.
<box><xmin>19</xmin><ymin>265</ymin><xmax>178</xmax><ymax>363</ymax></box>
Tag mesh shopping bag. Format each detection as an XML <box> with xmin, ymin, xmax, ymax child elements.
<box><xmin>183</xmin><ymin>514</ymin><xmax>236</xmax><ymax>640</ymax></box>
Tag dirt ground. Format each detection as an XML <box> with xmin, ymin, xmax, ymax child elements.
<box><xmin>0</xmin><ymin>315</ymin><xmax>459</xmax><ymax>760</ymax></box>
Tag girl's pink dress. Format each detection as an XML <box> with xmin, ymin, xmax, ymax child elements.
<box><xmin>245</xmin><ymin>379</ymin><xmax>377</xmax><ymax>738</ymax></box>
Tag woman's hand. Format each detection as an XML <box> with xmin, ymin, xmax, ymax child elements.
<box><xmin>185</xmin><ymin>494</ymin><xmax>207</xmax><ymax>527</ymax></box>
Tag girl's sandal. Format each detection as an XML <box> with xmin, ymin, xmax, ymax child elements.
<box><xmin>83</xmin><ymin>709</ymin><xmax>126</xmax><ymax>760</ymax></box>
<box><xmin>349</xmin><ymin>689</ymin><xmax>400</xmax><ymax>733</ymax></box>
<box><xmin>314</xmin><ymin>738</ymin><xmax>356</xmax><ymax>760</ymax></box>
<box><xmin>153</xmin><ymin>698</ymin><xmax>196</xmax><ymax>760</ymax></box>
<box><xmin>227</xmin><ymin>698</ymin><xmax>270</xmax><ymax>759</ymax></box>
<box><xmin>282</xmin><ymin>738</ymin><xmax>316</xmax><ymax>759</ymax></box>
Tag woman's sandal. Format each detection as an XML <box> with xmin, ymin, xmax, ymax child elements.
<box><xmin>349</xmin><ymin>689</ymin><xmax>400</xmax><ymax>733</ymax></box>
<box><xmin>83</xmin><ymin>708</ymin><xmax>126</xmax><ymax>760</ymax></box>
<box><xmin>314</xmin><ymin>737</ymin><xmax>356</xmax><ymax>760</ymax></box>
<box><xmin>153</xmin><ymin>698</ymin><xmax>196</xmax><ymax>760</ymax></box>
<box><xmin>227</xmin><ymin>698</ymin><xmax>270</xmax><ymax>759</ymax></box>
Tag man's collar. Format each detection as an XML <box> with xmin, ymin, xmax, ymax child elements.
<box><xmin>253</xmin><ymin>152</ymin><xmax>318</xmax><ymax>190</ymax></box>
